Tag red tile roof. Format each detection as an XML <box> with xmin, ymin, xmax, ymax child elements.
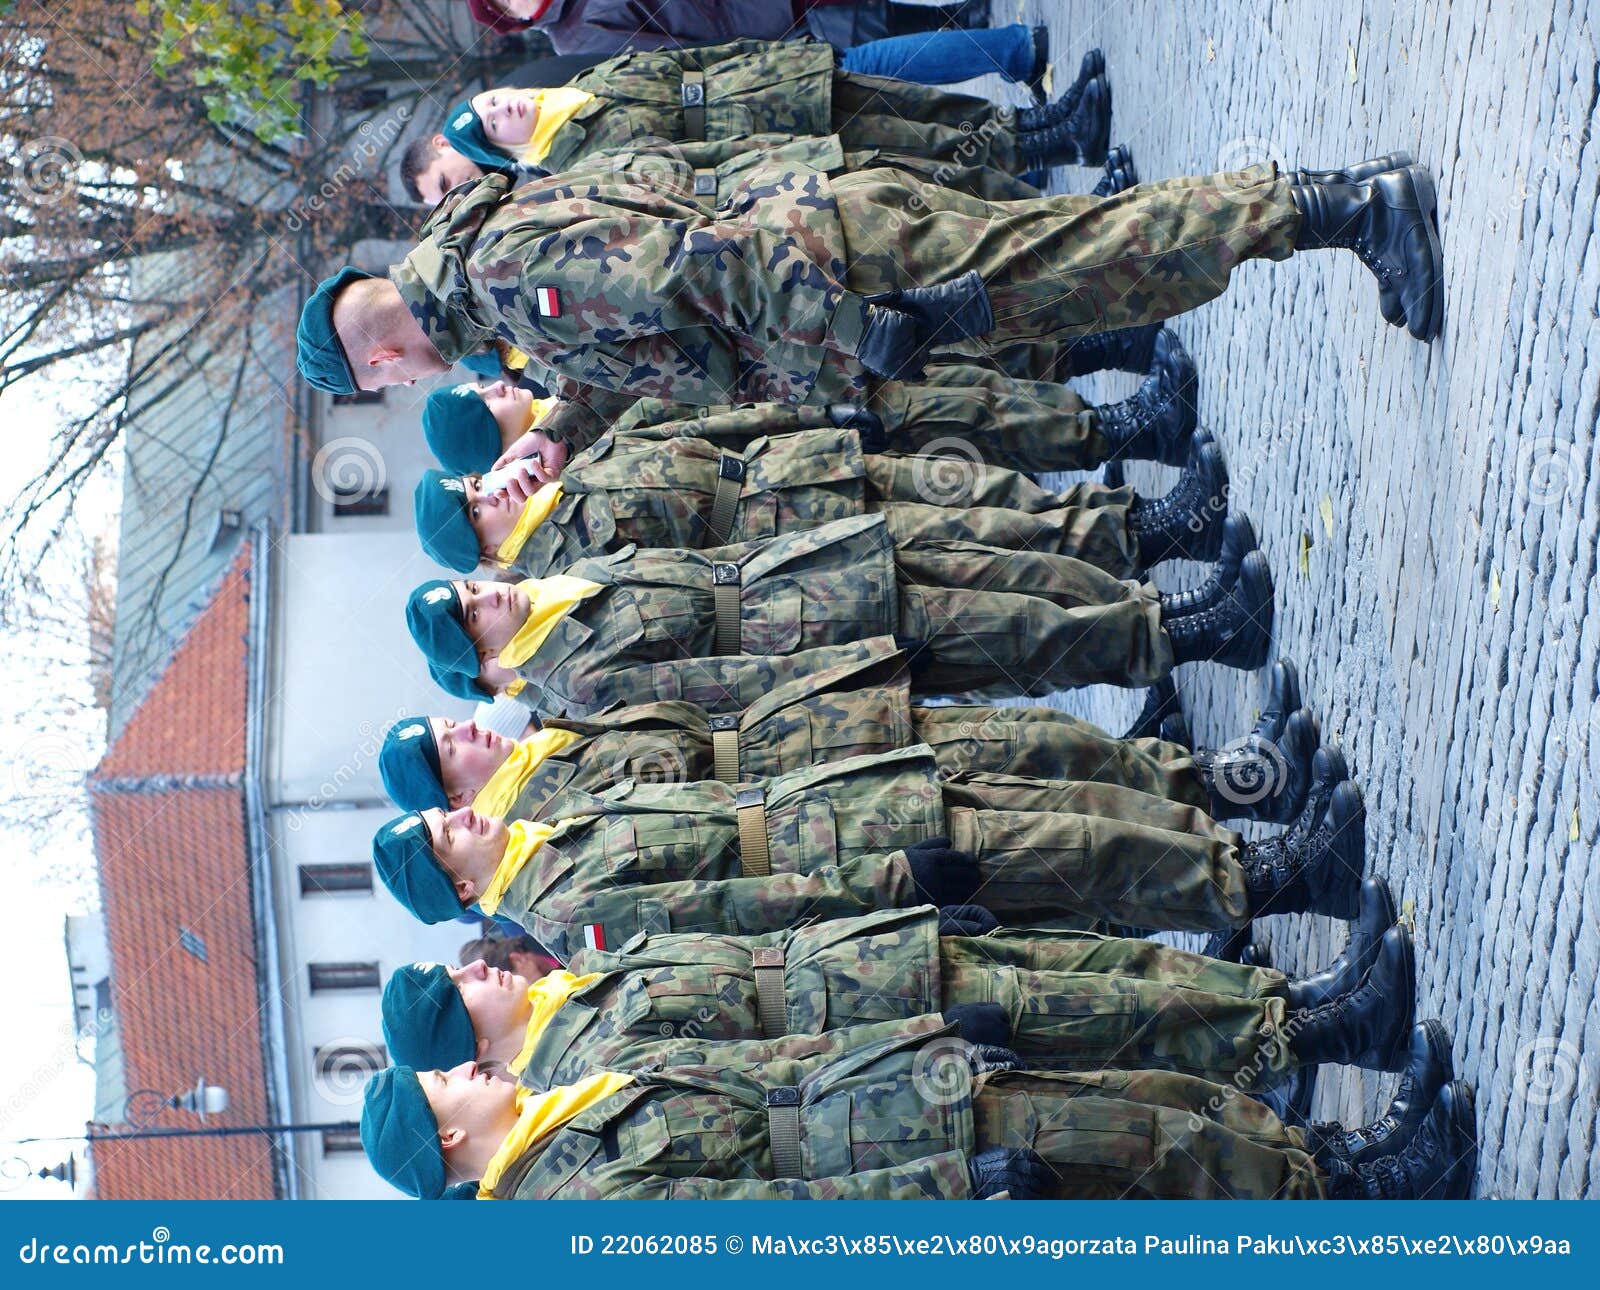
<box><xmin>87</xmin><ymin>546</ymin><xmax>278</xmax><ymax>1200</ymax></box>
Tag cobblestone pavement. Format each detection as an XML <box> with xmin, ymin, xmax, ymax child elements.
<box><xmin>963</xmin><ymin>0</ymin><xmax>1599</xmax><ymax>1198</ymax></box>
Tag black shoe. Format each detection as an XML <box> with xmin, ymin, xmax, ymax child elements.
<box><xmin>1252</xmin><ymin>658</ymin><xmax>1303</xmax><ymax>743</ymax></box>
<box><xmin>1286</xmin><ymin>152</ymin><xmax>1415</xmax><ymax>185</ymax></box>
<box><xmin>1022</xmin><ymin>25</ymin><xmax>1051</xmax><ymax>105</ymax></box>
<box><xmin>1127</xmin><ymin>434</ymin><xmax>1228</xmax><ymax>567</ymax></box>
<box><xmin>1200</xmin><ymin>923</ymin><xmax>1253</xmax><ymax>963</ymax></box>
<box><xmin>1312</xmin><ymin>1021</ymin><xmax>1454</xmax><ymax>1166</ymax></box>
<box><xmin>1056</xmin><ymin>323</ymin><xmax>1164</xmax><ymax>379</ymax></box>
<box><xmin>1198</xmin><ymin>707</ymin><xmax>1318</xmax><ymax>825</ymax></box>
<box><xmin>1123</xmin><ymin>676</ymin><xmax>1179</xmax><ymax>740</ymax></box>
<box><xmin>1290</xmin><ymin>164</ymin><xmax>1443</xmax><ymax>340</ymax></box>
<box><xmin>1288</xmin><ymin>925</ymin><xmax>1415</xmax><ymax>1070</ymax></box>
<box><xmin>1242</xmin><ymin>780</ymin><xmax>1366</xmax><ymax>918</ymax></box>
<box><xmin>1096</xmin><ymin>328</ymin><xmax>1198</xmax><ymax>465</ymax></box>
<box><xmin>858</xmin><ymin>271</ymin><xmax>995</xmax><ymax>378</ymax></box>
<box><xmin>1019</xmin><ymin>73</ymin><xmax>1111</xmax><ymax>168</ymax></box>
<box><xmin>1287</xmin><ymin>875</ymin><xmax>1396</xmax><ymax>1009</ymax></box>
<box><xmin>1159</xmin><ymin>514</ymin><xmax>1258</xmax><ymax>618</ymax></box>
<box><xmin>1157</xmin><ymin>712</ymin><xmax>1191</xmax><ymax>748</ymax></box>
<box><xmin>1327</xmin><ymin>1081</ymin><xmax>1477</xmax><ymax>1199</ymax></box>
<box><xmin>1162</xmin><ymin>550</ymin><xmax>1274</xmax><ymax>670</ymax></box>
<box><xmin>1091</xmin><ymin>143</ymin><xmax>1138</xmax><ymax>197</ymax></box>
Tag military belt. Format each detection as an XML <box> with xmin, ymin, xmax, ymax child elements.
<box><xmin>680</xmin><ymin>71</ymin><xmax>705</xmax><ymax>139</ymax></box>
<box><xmin>765</xmin><ymin>1087</ymin><xmax>802</xmax><ymax>1178</ymax></box>
<box><xmin>735</xmin><ymin>785</ymin><xmax>771</xmax><ymax>878</ymax></box>
<box><xmin>692</xmin><ymin>168</ymin><xmax>717</xmax><ymax>197</ymax></box>
<box><xmin>708</xmin><ymin>713</ymin><xmax>740</xmax><ymax>782</ymax></box>
<box><xmin>711</xmin><ymin>561</ymin><xmax>741</xmax><ymax>654</ymax></box>
<box><xmin>751</xmin><ymin>947</ymin><xmax>787</xmax><ymax>1039</ymax></box>
<box><xmin>705</xmin><ymin>453</ymin><xmax>745</xmax><ymax>544</ymax></box>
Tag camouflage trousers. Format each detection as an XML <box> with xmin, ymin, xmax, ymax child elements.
<box><xmin>895</xmin><ymin>542</ymin><xmax>1171</xmax><ymax>696</ymax></box>
<box><xmin>826</xmin><ymin>164</ymin><xmax>1299</xmax><ymax>380</ymax></box>
<box><xmin>833</xmin><ymin>73</ymin><xmax>1021</xmax><ymax>174</ymax></box>
<box><xmin>974</xmin><ymin>1068</ymin><xmax>1325</xmax><ymax>1199</ymax></box>
<box><xmin>873</xmin><ymin>362</ymin><xmax>1109</xmax><ymax>473</ymax></box>
<box><xmin>913</xmin><ymin>705</ymin><xmax>1204</xmax><ymax>808</ymax></box>
<box><xmin>939</xmin><ymin>777</ymin><xmax>1251</xmax><ymax>932</ymax></box>
<box><xmin>940</xmin><ymin>936</ymin><xmax>1294</xmax><ymax>1090</ymax></box>
<box><xmin>870</xmin><ymin>456</ymin><xmax>1138</xmax><ymax>575</ymax></box>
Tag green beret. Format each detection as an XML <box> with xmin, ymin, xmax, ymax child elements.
<box><xmin>429</xmin><ymin>657</ymin><xmax>490</xmax><ymax>703</ymax></box>
<box><xmin>379</xmin><ymin>718</ymin><xmax>447</xmax><ymax>812</ymax></box>
<box><xmin>383</xmin><ymin>963</ymin><xmax>476</xmax><ymax>1072</ymax></box>
<box><xmin>372</xmin><ymin>812</ymin><xmax>462</xmax><ymax>925</ymax></box>
<box><xmin>457</xmin><ymin>349</ymin><xmax>503</xmax><ymax>379</ymax></box>
<box><xmin>297</xmin><ymin>267</ymin><xmax>375</xmax><ymax>394</ymax></box>
<box><xmin>406</xmin><ymin>579</ymin><xmax>476</xmax><ymax>676</ymax></box>
<box><xmin>361</xmin><ymin>1067</ymin><xmax>446</xmax><ymax>1199</ymax></box>
<box><xmin>422</xmin><ymin>385</ymin><xmax>502</xmax><ymax>475</ymax></box>
<box><xmin>442</xmin><ymin>99</ymin><xmax>511</xmax><ymax>173</ymax></box>
<box><xmin>415</xmin><ymin>471</ymin><xmax>480</xmax><ymax>574</ymax></box>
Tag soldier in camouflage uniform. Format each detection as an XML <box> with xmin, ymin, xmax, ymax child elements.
<box><xmin>296</xmin><ymin>151</ymin><xmax>1443</xmax><ymax>444</ymax></box>
<box><xmin>369</xmin><ymin>743</ymin><xmax>1369</xmax><ymax>961</ymax></box>
<box><xmin>379</xmin><ymin>900</ymin><xmax>1417</xmax><ymax>1099</ymax></box>
<box><xmin>413</xmin><ymin>417</ymin><xmax>1226</xmax><ymax>579</ymax></box>
<box><xmin>359</xmin><ymin>1025</ymin><xmax>1477</xmax><ymax>1199</ymax></box>
<box><xmin>405</xmin><ymin>513</ymin><xmax>1275</xmax><ymax>718</ymax></box>
<box><xmin>377</xmin><ymin>639</ymin><xmax>1326</xmax><ymax>828</ymax></box>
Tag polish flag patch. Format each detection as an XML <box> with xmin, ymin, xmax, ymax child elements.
<box><xmin>535</xmin><ymin>286</ymin><xmax>562</xmax><ymax>318</ymax></box>
<box><xmin>582</xmin><ymin>923</ymin><xmax>606</xmax><ymax>951</ymax></box>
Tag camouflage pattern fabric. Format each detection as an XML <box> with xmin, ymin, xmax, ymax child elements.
<box><xmin>495</xmin><ymin>747</ymin><xmax>1250</xmax><ymax>959</ymax></box>
<box><xmin>492</xmin><ymin>1028</ymin><xmax>1321</xmax><ymax>1199</ymax></box>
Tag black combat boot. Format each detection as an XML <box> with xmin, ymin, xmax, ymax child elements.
<box><xmin>1023</xmin><ymin>25</ymin><xmax>1051</xmax><ymax>105</ymax></box>
<box><xmin>1200</xmin><ymin>923</ymin><xmax>1253</xmax><ymax>963</ymax></box>
<box><xmin>1122</xmin><ymin>676</ymin><xmax>1179</xmax><ymax>740</ymax></box>
<box><xmin>1019</xmin><ymin>74</ymin><xmax>1111</xmax><ymax>167</ymax></box>
<box><xmin>1308</xmin><ymin>1021</ymin><xmax>1454</xmax><ymax>1164</ymax></box>
<box><xmin>1159</xmin><ymin>513</ymin><xmax>1258</xmax><ymax>619</ymax></box>
<box><xmin>1289</xmin><ymin>164</ymin><xmax>1443</xmax><ymax>340</ymax></box>
<box><xmin>1287</xmin><ymin>925</ymin><xmax>1415</xmax><ymax>1070</ymax></box>
<box><xmin>1323</xmin><ymin>1082</ymin><xmax>1477</xmax><ymax>1199</ymax></box>
<box><xmin>858</xmin><ymin>271</ymin><xmax>995</xmax><ymax>379</ymax></box>
<box><xmin>1016</xmin><ymin>49</ymin><xmax>1105</xmax><ymax>128</ymax></box>
<box><xmin>1287</xmin><ymin>875</ymin><xmax>1395</xmax><ymax>1009</ymax></box>
<box><xmin>1161</xmin><ymin>551</ymin><xmax>1275</xmax><ymax>670</ymax></box>
<box><xmin>1157</xmin><ymin>712</ymin><xmax>1190</xmax><ymax>747</ymax></box>
<box><xmin>1286</xmin><ymin>152</ymin><xmax>1415</xmax><ymax>185</ymax></box>
<box><xmin>1252</xmin><ymin>658</ymin><xmax>1303</xmax><ymax>743</ymax></box>
<box><xmin>1053</xmin><ymin>323</ymin><xmax>1163</xmax><ymax>379</ymax></box>
<box><xmin>1195</xmin><ymin>708</ymin><xmax>1318</xmax><ymax>825</ymax></box>
<box><xmin>1242</xmin><ymin>781</ymin><xmax>1366</xmax><ymax>918</ymax></box>
<box><xmin>1127</xmin><ymin>435</ymin><xmax>1228</xmax><ymax>567</ymax></box>
<box><xmin>1095</xmin><ymin>328</ymin><xmax>1198</xmax><ymax>464</ymax></box>
<box><xmin>1091</xmin><ymin>143</ymin><xmax>1138</xmax><ymax>197</ymax></box>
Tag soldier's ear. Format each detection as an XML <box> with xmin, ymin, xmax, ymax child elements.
<box><xmin>438</xmin><ymin>1126</ymin><xmax>467</xmax><ymax>1154</ymax></box>
<box><xmin>453</xmin><ymin>875</ymin><xmax>479</xmax><ymax>904</ymax></box>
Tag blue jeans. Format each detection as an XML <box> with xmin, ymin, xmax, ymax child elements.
<box><xmin>840</xmin><ymin>23</ymin><xmax>1035</xmax><ymax>85</ymax></box>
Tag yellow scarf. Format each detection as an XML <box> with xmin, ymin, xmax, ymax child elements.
<box><xmin>478</xmin><ymin>819</ymin><xmax>558</xmax><ymax>915</ymax></box>
<box><xmin>525</xmin><ymin>394</ymin><xmax>556</xmax><ymax>429</ymax></box>
<box><xmin>507</xmin><ymin>88</ymin><xmax>598</xmax><ymax>166</ymax></box>
<box><xmin>495</xmin><ymin>483</ymin><xmax>565</xmax><ymax>565</ymax></box>
<box><xmin>507</xmin><ymin>969</ymin><xmax>604</xmax><ymax>1077</ymax></box>
<box><xmin>478</xmin><ymin>1071</ymin><xmax>634</xmax><ymax>1199</ymax></box>
<box><xmin>471</xmin><ymin>727</ymin><xmax>583</xmax><ymax>819</ymax></box>
<box><xmin>497</xmin><ymin>576</ymin><xmax>603</xmax><ymax>669</ymax></box>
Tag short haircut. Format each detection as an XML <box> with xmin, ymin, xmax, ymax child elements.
<box><xmin>458</xmin><ymin>932</ymin><xmax>557</xmax><ymax>972</ymax></box>
<box><xmin>400</xmin><ymin>135</ymin><xmax>443</xmax><ymax>205</ymax></box>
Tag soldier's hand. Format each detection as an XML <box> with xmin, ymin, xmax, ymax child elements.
<box><xmin>937</xmin><ymin>904</ymin><xmax>999</xmax><ymax>936</ymax></box>
<box><xmin>493</xmin><ymin>430</ymin><xmax>569</xmax><ymax>482</ymax></box>
<box><xmin>967</xmin><ymin>1147</ymin><xmax>1051</xmax><ymax>1201</ymax></box>
<box><xmin>501</xmin><ymin>460</ymin><xmax>542</xmax><ymax>505</ymax></box>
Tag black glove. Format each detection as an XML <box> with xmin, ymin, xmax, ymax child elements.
<box><xmin>826</xmin><ymin>403</ymin><xmax>889</xmax><ymax>452</ymax></box>
<box><xmin>942</xmin><ymin>1001</ymin><xmax>1012</xmax><ymax>1048</ymax></box>
<box><xmin>857</xmin><ymin>305</ymin><xmax>928</xmax><ymax>380</ymax></box>
<box><xmin>937</xmin><ymin>904</ymin><xmax>1000</xmax><ymax>936</ymax></box>
<box><xmin>967</xmin><ymin>1147</ymin><xmax>1052</xmax><ymax>1200</ymax></box>
<box><xmin>967</xmin><ymin>1043</ymin><xmax>1027</xmax><ymax>1074</ymax></box>
<box><xmin>904</xmin><ymin>837</ymin><xmax>979</xmax><ymax>906</ymax></box>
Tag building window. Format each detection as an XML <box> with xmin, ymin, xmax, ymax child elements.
<box><xmin>177</xmin><ymin>928</ymin><xmax>208</xmax><ymax>962</ymax></box>
<box><xmin>321</xmin><ymin>1128</ymin><xmax>365</xmax><ymax>1155</ymax></box>
<box><xmin>332</xmin><ymin>487</ymin><xmax>389</xmax><ymax>518</ymax></box>
<box><xmin>298</xmin><ymin>863</ymin><xmax>373</xmax><ymax>896</ymax></box>
<box><xmin>308</xmin><ymin>962</ymin><xmax>380</xmax><ymax>993</ymax></box>
<box><xmin>331</xmin><ymin>390</ymin><xmax>384</xmax><ymax>406</ymax></box>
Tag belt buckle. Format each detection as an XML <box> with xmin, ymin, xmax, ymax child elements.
<box><xmin>735</xmin><ymin>787</ymin><xmax>765</xmax><ymax>809</ymax></box>
<box><xmin>693</xmin><ymin>172</ymin><xmax>717</xmax><ymax>196</ymax></box>
<box><xmin>765</xmin><ymin>1087</ymin><xmax>799</xmax><ymax>1107</ymax></box>
<box><xmin>717</xmin><ymin>454</ymin><xmax>746</xmax><ymax>481</ymax></box>
<box><xmin>712</xmin><ymin>562</ymin><xmax>740</xmax><ymax>586</ymax></box>
<box><xmin>709</xmin><ymin>714</ymin><xmax>738</xmax><ymax>731</ymax></box>
<box><xmin>752</xmin><ymin>947</ymin><xmax>785</xmax><ymax>967</ymax></box>
<box><xmin>681</xmin><ymin>82</ymin><xmax>705</xmax><ymax>106</ymax></box>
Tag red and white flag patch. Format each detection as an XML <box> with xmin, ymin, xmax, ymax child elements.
<box><xmin>582</xmin><ymin>923</ymin><xmax>606</xmax><ymax>951</ymax></box>
<box><xmin>535</xmin><ymin>286</ymin><xmax>562</xmax><ymax>318</ymax></box>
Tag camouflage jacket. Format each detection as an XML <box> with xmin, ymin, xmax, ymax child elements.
<box><xmin>514</xmin><ymin>512</ymin><xmax>901</xmax><ymax>718</ymax></box>
<box><xmin>503</xmin><ymin>638</ymin><xmax>916</xmax><ymax>821</ymax></box>
<box><xmin>540</xmin><ymin>41</ymin><xmax>835</xmax><ymax>173</ymax></box>
<box><xmin>506</xmin><ymin>422</ymin><xmax>874</xmax><ymax>577</ymax></box>
<box><xmin>498</xmin><ymin>745</ymin><xmax>945</xmax><ymax>960</ymax></box>
<box><xmin>490</xmin><ymin>1020</ymin><xmax>975</xmax><ymax>1199</ymax></box>
<box><xmin>390</xmin><ymin>154</ymin><xmax>870</xmax><ymax>437</ymax></box>
<box><xmin>518</xmin><ymin>907</ymin><xmax>945</xmax><ymax>1091</ymax></box>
